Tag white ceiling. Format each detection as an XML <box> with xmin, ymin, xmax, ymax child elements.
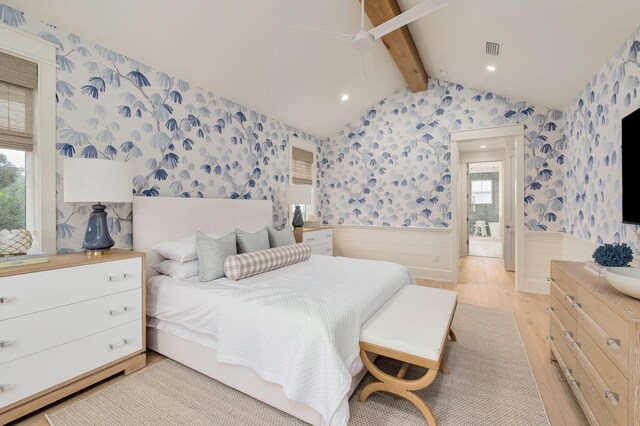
<box><xmin>6</xmin><ymin>0</ymin><xmax>640</xmax><ymax>138</ymax></box>
<box><xmin>469</xmin><ymin>161</ymin><xmax>501</xmax><ymax>174</ymax></box>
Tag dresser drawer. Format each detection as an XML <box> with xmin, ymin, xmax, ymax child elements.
<box><xmin>310</xmin><ymin>242</ymin><xmax>333</xmax><ymax>256</ymax></box>
<box><xmin>550</xmin><ymin>316</ymin><xmax>576</xmax><ymax>372</ymax></box>
<box><xmin>0</xmin><ymin>319</ymin><xmax>141</xmax><ymax>409</ymax></box>
<box><xmin>303</xmin><ymin>229</ymin><xmax>332</xmax><ymax>247</ymax></box>
<box><xmin>550</xmin><ymin>293</ymin><xmax>576</xmax><ymax>336</ymax></box>
<box><xmin>576</xmin><ymin>286</ymin><xmax>629</xmax><ymax>374</ymax></box>
<box><xmin>0</xmin><ymin>289</ymin><xmax>142</xmax><ymax>365</ymax></box>
<box><xmin>575</xmin><ymin>353</ymin><xmax>622</xmax><ymax>426</ymax></box>
<box><xmin>0</xmin><ymin>257</ymin><xmax>141</xmax><ymax>320</ymax></box>
<box><xmin>550</xmin><ymin>268</ymin><xmax>578</xmax><ymax>319</ymax></box>
<box><xmin>576</xmin><ymin>324</ymin><xmax>628</xmax><ymax>426</ymax></box>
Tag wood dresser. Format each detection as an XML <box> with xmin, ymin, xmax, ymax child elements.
<box><xmin>548</xmin><ymin>260</ymin><xmax>640</xmax><ymax>426</ymax></box>
<box><xmin>0</xmin><ymin>250</ymin><xmax>146</xmax><ymax>425</ymax></box>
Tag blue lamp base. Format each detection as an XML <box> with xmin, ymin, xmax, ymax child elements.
<box><xmin>292</xmin><ymin>205</ymin><xmax>304</xmax><ymax>228</ymax></box>
<box><xmin>82</xmin><ymin>203</ymin><xmax>115</xmax><ymax>256</ymax></box>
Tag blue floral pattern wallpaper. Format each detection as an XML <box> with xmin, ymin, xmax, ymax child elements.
<box><xmin>0</xmin><ymin>4</ymin><xmax>321</xmax><ymax>253</ymax></box>
<box><xmin>563</xmin><ymin>25</ymin><xmax>640</xmax><ymax>254</ymax></box>
<box><xmin>319</xmin><ymin>81</ymin><xmax>566</xmax><ymax>231</ymax></box>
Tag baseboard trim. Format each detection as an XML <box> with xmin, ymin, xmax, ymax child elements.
<box><xmin>408</xmin><ymin>266</ymin><xmax>453</xmax><ymax>282</ymax></box>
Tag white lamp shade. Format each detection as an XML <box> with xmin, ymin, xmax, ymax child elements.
<box><xmin>63</xmin><ymin>159</ymin><xmax>133</xmax><ymax>203</ymax></box>
<box><xmin>285</xmin><ymin>184</ymin><xmax>312</xmax><ymax>205</ymax></box>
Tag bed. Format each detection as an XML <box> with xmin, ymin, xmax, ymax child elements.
<box><xmin>133</xmin><ymin>197</ymin><xmax>414</xmax><ymax>425</ymax></box>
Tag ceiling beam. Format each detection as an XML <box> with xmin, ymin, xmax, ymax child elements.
<box><xmin>364</xmin><ymin>0</ymin><xmax>429</xmax><ymax>92</ymax></box>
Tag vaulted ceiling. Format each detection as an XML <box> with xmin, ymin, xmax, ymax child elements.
<box><xmin>6</xmin><ymin>0</ymin><xmax>640</xmax><ymax>137</ymax></box>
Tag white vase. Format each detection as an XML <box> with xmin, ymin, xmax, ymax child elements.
<box><xmin>0</xmin><ymin>229</ymin><xmax>33</xmax><ymax>256</ymax></box>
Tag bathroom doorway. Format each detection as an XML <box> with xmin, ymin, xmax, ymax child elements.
<box><xmin>467</xmin><ymin>162</ymin><xmax>502</xmax><ymax>258</ymax></box>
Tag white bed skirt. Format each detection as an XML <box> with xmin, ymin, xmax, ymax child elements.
<box><xmin>147</xmin><ymin>327</ymin><xmax>370</xmax><ymax>426</ymax></box>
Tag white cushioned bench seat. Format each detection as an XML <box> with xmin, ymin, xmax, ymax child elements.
<box><xmin>360</xmin><ymin>285</ymin><xmax>458</xmax><ymax>361</ymax></box>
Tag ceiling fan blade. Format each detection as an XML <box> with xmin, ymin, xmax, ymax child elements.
<box><xmin>368</xmin><ymin>0</ymin><xmax>449</xmax><ymax>40</ymax></box>
<box><xmin>280</xmin><ymin>24</ymin><xmax>354</xmax><ymax>39</ymax></box>
<box><xmin>359</xmin><ymin>48</ymin><xmax>376</xmax><ymax>79</ymax></box>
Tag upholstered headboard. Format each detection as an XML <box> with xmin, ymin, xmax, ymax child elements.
<box><xmin>132</xmin><ymin>196</ymin><xmax>273</xmax><ymax>277</ymax></box>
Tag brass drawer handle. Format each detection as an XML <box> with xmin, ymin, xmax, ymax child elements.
<box><xmin>606</xmin><ymin>337</ymin><xmax>621</xmax><ymax>351</ymax></box>
<box><xmin>605</xmin><ymin>390</ymin><xmax>620</xmax><ymax>406</ymax></box>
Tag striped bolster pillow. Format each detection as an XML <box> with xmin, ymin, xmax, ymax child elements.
<box><xmin>223</xmin><ymin>243</ymin><xmax>311</xmax><ymax>281</ymax></box>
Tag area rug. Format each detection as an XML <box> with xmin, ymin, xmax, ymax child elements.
<box><xmin>46</xmin><ymin>303</ymin><xmax>548</xmax><ymax>425</ymax></box>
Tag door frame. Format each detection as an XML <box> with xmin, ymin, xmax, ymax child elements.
<box><xmin>450</xmin><ymin>124</ymin><xmax>525</xmax><ymax>290</ymax></box>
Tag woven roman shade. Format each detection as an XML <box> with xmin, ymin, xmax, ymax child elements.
<box><xmin>291</xmin><ymin>147</ymin><xmax>313</xmax><ymax>185</ymax></box>
<box><xmin>0</xmin><ymin>51</ymin><xmax>37</xmax><ymax>152</ymax></box>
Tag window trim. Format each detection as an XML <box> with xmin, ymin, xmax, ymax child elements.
<box><xmin>0</xmin><ymin>23</ymin><xmax>57</xmax><ymax>254</ymax></box>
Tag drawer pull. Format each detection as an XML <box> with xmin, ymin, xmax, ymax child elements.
<box><xmin>570</xmin><ymin>340</ymin><xmax>581</xmax><ymax>349</ymax></box>
<box><xmin>108</xmin><ymin>306</ymin><xmax>129</xmax><ymax>316</ymax></box>
<box><xmin>547</xmin><ymin>277</ymin><xmax>555</xmax><ymax>283</ymax></box>
<box><xmin>108</xmin><ymin>338</ymin><xmax>130</xmax><ymax>350</ymax></box>
<box><xmin>606</xmin><ymin>337</ymin><xmax>621</xmax><ymax>351</ymax></box>
<box><xmin>107</xmin><ymin>273</ymin><xmax>130</xmax><ymax>282</ymax></box>
<box><xmin>546</xmin><ymin>334</ymin><xmax>554</xmax><ymax>341</ymax></box>
<box><xmin>563</xmin><ymin>330</ymin><xmax>574</xmax><ymax>339</ymax></box>
<box><xmin>0</xmin><ymin>340</ymin><xmax>13</xmax><ymax>348</ymax></box>
<box><xmin>0</xmin><ymin>384</ymin><xmax>10</xmax><ymax>393</ymax></box>
<box><xmin>325</xmin><ymin>248</ymin><xmax>331</xmax><ymax>252</ymax></box>
<box><xmin>0</xmin><ymin>297</ymin><xmax>12</xmax><ymax>304</ymax></box>
<box><xmin>568</xmin><ymin>377</ymin><xmax>579</xmax><ymax>387</ymax></box>
<box><xmin>546</xmin><ymin>305</ymin><xmax>554</xmax><ymax>312</ymax></box>
<box><xmin>325</xmin><ymin>234</ymin><xmax>331</xmax><ymax>238</ymax></box>
<box><xmin>307</xmin><ymin>238</ymin><xmax>315</xmax><ymax>242</ymax></box>
<box><xmin>605</xmin><ymin>390</ymin><xmax>620</xmax><ymax>405</ymax></box>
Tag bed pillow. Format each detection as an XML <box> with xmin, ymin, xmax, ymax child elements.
<box><xmin>224</xmin><ymin>243</ymin><xmax>311</xmax><ymax>281</ymax></box>
<box><xmin>152</xmin><ymin>259</ymin><xmax>199</xmax><ymax>280</ymax></box>
<box><xmin>196</xmin><ymin>231</ymin><xmax>238</xmax><ymax>281</ymax></box>
<box><xmin>152</xmin><ymin>232</ymin><xmax>226</xmax><ymax>262</ymax></box>
<box><xmin>267</xmin><ymin>226</ymin><xmax>296</xmax><ymax>248</ymax></box>
<box><xmin>235</xmin><ymin>227</ymin><xmax>270</xmax><ymax>254</ymax></box>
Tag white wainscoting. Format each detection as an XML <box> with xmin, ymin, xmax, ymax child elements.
<box><xmin>331</xmin><ymin>226</ymin><xmax>454</xmax><ymax>282</ymax></box>
<box><xmin>562</xmin><ymin>233</ymin><xmax>640</xmax><ymax>267</ymax></box>
<box><xmin>523</xmin><ymin>231</ymin><xmax>564</xmax><ymax>294</ymax></box>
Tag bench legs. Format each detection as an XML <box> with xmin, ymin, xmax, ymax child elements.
<box><xmin>359</xmin><ymin>349</ymin><xmax>440</xmax><ymax>425</ymax></box>
<box><xmin>449</xmin><ymin>328</ymin><xmax>457</xmax><ymax>341</ymax></box>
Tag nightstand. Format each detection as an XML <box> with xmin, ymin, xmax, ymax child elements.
<box><xmin>0</xmin><ymin>249</ymin><xmax>146</xmax><ymax>424</ymax></box>
<box><xmin>294</xmin><ymin>227</ymin><xmax>333</xmax><ymax>256</ymax></box>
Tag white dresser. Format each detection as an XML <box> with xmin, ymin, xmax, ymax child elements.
<box><xmin>295</xmin><ymin>227</ymin><xmax>333</xmax><ymax>256</ymax></box>
<box><xmin>0</xmin><ymin>250</ymin><xmax>146</xmax><ymax>424</ymax></box>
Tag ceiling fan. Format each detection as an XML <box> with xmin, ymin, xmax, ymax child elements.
<box><xmin>283</xmin><ymin>0</ymin><xmax>449</xmax><ymax>78</ymax></box>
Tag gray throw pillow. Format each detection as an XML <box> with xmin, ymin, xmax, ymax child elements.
<box><xmin>267</xmin><ymin>226</ymin><xmax>296</xmax><ymax>248</ymax></box>
<box><xmin>196</xmin><ymin>231</ymin><xmax>237</xmax><ymax>281</ymax></box>
<box><xmin>235</xmin><ymin>227</ymin><xmax>270</xmax><ymax>254</ymax></box>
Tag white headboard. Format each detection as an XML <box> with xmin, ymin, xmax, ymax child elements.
<box><xmin>133</xmin><ymin>196</ymin><xmax>273</xmax><ymax>277</ymax></box>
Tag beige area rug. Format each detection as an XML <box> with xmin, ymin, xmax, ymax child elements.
<box><xmin>47</xmin><ymin>303</ymin><xmax>548</xmax><ymax>426</ymax></box>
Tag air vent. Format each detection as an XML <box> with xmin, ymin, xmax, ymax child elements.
<box><xmin>485</xmin><ymin>41</ymin><xmax>501</xmax><ymax>57</ymax></box>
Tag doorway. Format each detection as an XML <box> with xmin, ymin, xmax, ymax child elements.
<box><xmin>467</xmin><ymin>161</ymin><xmax>502</xmax><ymax>258</ymax></box>
<box><xmin>450</xmin><ymin>125</ymin><xmax>524</xmax><ymax>290</ymax></box>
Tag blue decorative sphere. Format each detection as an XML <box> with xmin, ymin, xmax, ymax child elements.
<box><xmin>593</xmin><ymin>243</ymin><xmax>633</xmax><ymax>267</ymax></box>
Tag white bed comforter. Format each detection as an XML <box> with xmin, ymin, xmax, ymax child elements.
<box><xmin>215</xmin><ymin>255</ymin><xmax>413</xmax><ymax>426</ymax></box>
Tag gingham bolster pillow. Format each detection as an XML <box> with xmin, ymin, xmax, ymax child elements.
<box><xmin>223</xmin><ymin>243</ymin><xmax>311</xmax><ymax>281</ymax></box>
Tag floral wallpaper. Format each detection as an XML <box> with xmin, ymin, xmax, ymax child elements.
<box><xmin>318</xmin><ymin>80</ymin><xmax>566</xmax><ymax>231</ymax></box>
<box><xmin>0</xmin><ymin>4</ymin><xmax>321</xmax><ymax>253</ymax></box>
<box><xmin>563</xmin><ymin>25</ymin><xmax>640</xmax><ymax>254</ymax></box>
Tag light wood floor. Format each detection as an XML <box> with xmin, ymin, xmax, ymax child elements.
<box><xmin>13</xmin><ymin>256</ymin><xmax>585</xmax><ymax>425</ymax></box>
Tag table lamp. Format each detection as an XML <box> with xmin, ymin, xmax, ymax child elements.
<box><xmin>63</xmin><ymin>159</ymin><xmax>133</xmax><ymax>256</ymax></box>
<box><xmin>285</xmin><ymin>184</ymin><xmax>311</xmax><ymax>228</ymax></box>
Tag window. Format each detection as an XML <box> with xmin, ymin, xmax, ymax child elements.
<box><xmin>0</xmin><ymin>50</ymin><xmax>36</xmax><ymax>233</ymax></box>
<box><xmin>471</xmin><ymin>180</ymin><xmax>492</xmax><ymax>204</ymax></box>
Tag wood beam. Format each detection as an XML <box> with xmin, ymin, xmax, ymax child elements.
<box><xmin>364</xmin><ymin>0</ymin><xmax>429</xmax><ymax>93</ymax></box>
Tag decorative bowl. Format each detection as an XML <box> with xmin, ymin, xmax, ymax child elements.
<box><xmin>604</xmin><ymin>267</ymin><xmax>640</xmax><ymax>299</ymax></box>
<box><xmin>0</xmin><ymin>229</ymin><xmax>33</xmax><ymax>256</ymax></box>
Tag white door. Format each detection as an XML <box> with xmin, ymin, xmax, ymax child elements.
<box><xmin>459</xmin><ymin>163</ymin><xmax>469</xmax><ymax>257</ymax></box>
<box><xmin>503</xmin><ymin>146</ymin><xmax>516</xmax><ymax>271</ymax></box>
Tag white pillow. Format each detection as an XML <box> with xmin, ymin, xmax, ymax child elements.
<box><xmin>152</xmin><ymin>233</ymin><xmax>227</xmax><ymax>262</ymax></box>
<box><xmin>152</xmin><ymin>259</ymin><xmax>199</xmax><ymax>280</ymax></box>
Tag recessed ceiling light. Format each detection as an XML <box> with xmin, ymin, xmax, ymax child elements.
<box><xmin>340</xmin><ymin>94</ymin><xmax>349</xmax><ymax>102</ymax></box>
<box><xmin>486</xmin><ymin>65</ymin><xmax>496</xmax><ymax>72</ymax></box>
<box><xmin>480</xmin><ymin>145</ymin><xmax>487</xmax><ymax>149</ymax></box>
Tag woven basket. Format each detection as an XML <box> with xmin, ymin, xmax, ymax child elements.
<box><xmin>0</xmin><ymin>229</ymin><xmax>33</xmax><ymax>256</ymax></box>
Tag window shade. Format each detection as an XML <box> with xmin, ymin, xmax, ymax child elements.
<box><xmin>0</xmin><ymin>82</ymin><xmax>33</xmax><ymax>151</ymax></box>
<box><xmin>0</xmin><ymin>51</ymin><xmax>38</xmax><ymax>89</ymax></box>
<box><xmin>292</xmin><ymin>147</ymin><xmax>313</xmax><ymax>185</ymax></box>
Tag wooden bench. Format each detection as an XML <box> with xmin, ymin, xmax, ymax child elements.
<box><xmin>358</xmin><ymin>285</ymin><xmax>458</xmax><ymax>425</ymax></box>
